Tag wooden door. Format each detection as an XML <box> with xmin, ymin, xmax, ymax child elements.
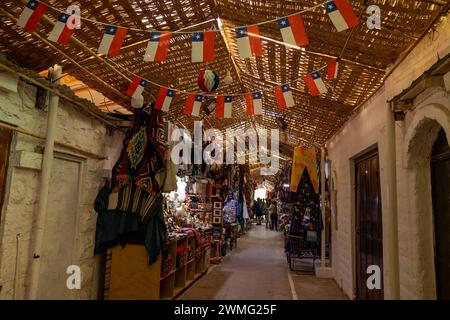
<box><xmin>355</xmin><ymin>149</ymin><xmax>384</xmax><ymax>300</ymax></box>
<box><xmin>431</xmin><ymin>129</ymin><xmax>450</xmax><ymax>300</ymax></box>
<box><xmin>0</xmin><ymin>127</ymin><xmax>11</xmax><ymax>217</ymax></box>
<box><xmin>39</xmin><ymin>155</ymin><xmax>82</xmax><ymax>299</ymax></box>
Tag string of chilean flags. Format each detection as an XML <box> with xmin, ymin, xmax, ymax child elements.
<box><xmin>17</xmin><ymin>0</ymin><xmax>359</xmax><ymax>118</ymax></box>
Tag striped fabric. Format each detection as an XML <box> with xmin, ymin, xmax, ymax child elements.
<box><xmin>114</xmin><ymin>184</ymin><xmax>162</xmax><ymax>223</ymax></box>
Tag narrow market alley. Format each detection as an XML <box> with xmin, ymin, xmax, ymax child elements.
<box><xmin>0</xmin><ymin>0</ymin><xmax>449</xmax><ymax>306</ymax></box>
<box><xmin>179</xmin><ymin>225</ymin><xmax>347</xmax><ymax>300</ymax></box>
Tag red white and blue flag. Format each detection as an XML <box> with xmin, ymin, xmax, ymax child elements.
<box><xmin>184</xmin><ymin>94</ymin><xmax>203</xmax><ymax>116</ymax></box>
<box><xmin>304</xmin><ymin>71</ymin><xmax>327</xmax><ymax>96</ymax></box>
<box><xmin>274</xmin><ymin>84</ymin><xmax>295</xmax><ymax>109</ymax></box>
<box><xmin>155</xmin><ymin>87</ymin><xmax>175</xmax><ymax>112</ymax></box>
<box><xmin>126</xmin><ymin>76</ymin><xmax>148</xmax><ymax>98</ymax></box>
<box><xmin>327</xmin><ymin>59</ymin><xmax>339</xmax><ymax>80</ymax></box>
<box><xmin>216</xmin><ymin>96</ymin><xmax>233</xmax><ymax>119</ymax></box>
<box><xmin>98</xmin><ymin>25</ymin><xmax>127</xmax><ymax>57</ymax></box>
<box><xmin>144</xmin><ymin>32</ymin><xmax>172</xmax><ymax>62</ymax></box>
<box><xmin>245</xmin><ymin>91</ymin><xmax>263</xmax><ymax>116</ymax></box>
<box><xmin>192</xmin><ymin>31</ymin><xmax>215</xmax><ymax>62</ymax></box>
<box><xmin>235</xmin><ymin>25</ymin><xmax>263</xmax><ymax>59</ymax></box>
<box><xmin>324</xmin><ymin>0</ymin><xmax>359</xmax><ymax>32</ymax></box>
<box><xmin>47</xmin><ymin>12</ymin><xmax>75</xmax><ymax>45</ymax></box>
<box><xmin>17</xmin><ymin>0</ymin><xmax>48</xmax><ymax>33</ymax></box>
<box><xmin>277</xmin><ymin>14</ymin><xmax>309</xmax><ymax>47</ymax></box>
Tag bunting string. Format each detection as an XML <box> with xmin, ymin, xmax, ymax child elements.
<box><xmin>16</xmin><ymin>0</ymin><xmax>360</xmax><ymax>116</ymax></box>
<box><xmin>29</xmin><ymin>0</ymin><xmax>331</xmax><ymax>34</ymax></box>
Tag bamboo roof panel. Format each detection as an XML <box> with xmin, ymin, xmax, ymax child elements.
<box><xmin>0</xmin><ymin>0</ymin><xmax>447</xmax><ymax>149</ymax></box>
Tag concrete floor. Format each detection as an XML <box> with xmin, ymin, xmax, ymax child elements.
<box><xmin>178</xmin><ymin>224</ymin><xmax>348</xmax><ymax>300</ymax></box>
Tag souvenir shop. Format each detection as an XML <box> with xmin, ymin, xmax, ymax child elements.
<box><xmin>93</xmin><ymin>104</ymin><xmax>255</xmax><ymax>299</ymax></box>
<box><xmin>273</xmin><ymin>147</ymin><xmax>328</xmax><ymax>272</ymax></box>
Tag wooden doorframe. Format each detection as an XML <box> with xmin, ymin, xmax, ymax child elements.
<box><xmin>0</xmin><ymin>127</ymin><xmax>12</xmax><ymax>222</ymax></box>
<box><xmin>353</xmin><ymin>146</ymin><xmax>384</xmax><ymax>300</ymax></box>
<box><xmin>431</xmin><ymin>129</ymin><xmax>450</xmax><ymax>300</ymax></box>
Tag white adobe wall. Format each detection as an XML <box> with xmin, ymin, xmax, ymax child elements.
<box><xmin>0</xmin><ymin>71</ymin><xmax>124</xmax><ymax>299</ymax></box>
<box><xmin>327</xmin><ymin>87</ymin><xmax>390</xmax><ymax>299</ymax></box>
<box><xmin>327</xmin><ymin>14</ymin><xmax>450</xmax><ymax>299</ymax></box>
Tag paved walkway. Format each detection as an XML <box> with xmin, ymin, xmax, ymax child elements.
<box><xmin>178</xmin><ymin>224</ymin><xmax>347</xmax><ymax>300</ymax></box>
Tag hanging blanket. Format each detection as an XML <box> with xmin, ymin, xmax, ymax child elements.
<box><xmin>290</xmin><ymin>147</ymin><xmax>319</xmax><ymax>193</ymax></box>
<box><xmin>94</xmin><ymin>185</ymin><xmax>168</xmax><ymax>265</ymax></box>
<box><xmin>112</xmin><ymin>105</ymin><xmax>166</xmax><ymax>194</ymax></box>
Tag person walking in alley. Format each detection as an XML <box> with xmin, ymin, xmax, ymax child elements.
<box><xmin>269</xmin><ymin>200</ymin><xmax>278</xmax><ymax>231</ymax></box>
<box><xmin>252</xmin><ymin>199</ymin><xmax>263</xmax><ymax>225</ymax></box>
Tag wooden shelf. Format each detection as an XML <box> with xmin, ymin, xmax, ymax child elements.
<box><xmin>108</xmin><ymin>233</ymin><xmax>211</xmax><ymax>300</ymax></box>
<box><xmin>160</xmin><ymin>269</ymin><xmax>175</xmax><ymax>280</ymax></box>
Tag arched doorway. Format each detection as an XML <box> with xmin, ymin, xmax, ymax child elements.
<box><xmin>431</xmin><ymin>128</ymin><xmax>450</xmax><ymax>300</ymax></box>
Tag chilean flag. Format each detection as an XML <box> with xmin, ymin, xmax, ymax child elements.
<box><xmin>192</xmin><ymin>31</ymin><xmax>215</xmax><ymax>62</ymax></box>
<box><xmin>144</xmin><ymin>32</ymin><xmax>172</xmax><ymax>62</ymax></box>
<box><xmin>47</xmin><ymin>13</ymin><xmax>75</xmax><ymax>45</ymax></box>
<box><xmin>17</xmin><ymin>0</ymin><xmax>48</xmax><ymax>33</ymax></box>
<box><xmin>327</xmin><ymin>59</ymin><xmax>339</xmax><ymax>80</ymax></box>
<box><xmin>277</xmin><ymin>14</ymin><xmax>309</xmax><ymax>47</ymax></box>
<box><xmin>155</xmin><ymin>87</ymin><xmax>175</xmax><ymax>112</ymax></box>
<box><xmin>216</xmin><ymin>96</ymin><xmax>233</xmax><ymax>119</ymax></box>
<box><xmin>98</xmin><ymin>25</ymin><xmax>127</xmax><ymax>57</ymax></box>
<box><xmin>324</xmin><ymin>0</ymin><xmax>359</xmax><ymax>32</ymax></box>
<box><xmin>274</xmin><ymin>84</ymin><xmax>295</xmax><ymax>109</ymax></box>
<box><xmin>126</xmin><ymin>76</ymin><xmax>148</xmax><ymax>98</ymax></box>
<box><xmin>184</xmin><ymin>94</ymin><xmax>203</xmax><ymax>116</ymax></box>
<box><xmin>304</xmin><ymin>72</ymin><xmax>327</xmax><ymax>96</ymax></box>
<box><xmin>235</xmin><ymin>25</ymin><xmax>263</xmax><ymax>59</ymax></box>
<box><xmin>245</xmin><ymin>92</ymin><xmax>263</xmax><ymax>116</ymax></box>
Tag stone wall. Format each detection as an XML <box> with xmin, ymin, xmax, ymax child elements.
<box><xmin>0</xmin><ymin>71</ymin><xmax>124</xmax><ymax>299</ymax></box>
<box><xmin>326</xmin><ymin>14</ymin><xmax>450</xmax><ymax>299</ymax></box>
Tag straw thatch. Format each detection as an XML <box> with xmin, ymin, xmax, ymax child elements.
<box><xmin>0</xmin><ymin>0</ymin><xmax>448</xmax><ymax>149</ymax></box>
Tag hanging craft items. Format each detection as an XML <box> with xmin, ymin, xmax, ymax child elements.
<box><xmin>184</xmin><ymin>94</ymin><xmax>203</xmax><ymax>117</ymax></box>
<box><xmin>277</xmin><ymin>14</ymin><xmax>309</xmax><ymax>47</ymax></box>
<box><xmin>273</xmin><ymin>84</ymin><xmax>295</xmax><ymax>109</ymax></box>
<box><xmin>155</xmin><ymin>87</ymin><xmax>175</xmax><ymax>112</ymax></box>
<box><xmin>245</xmin><ymin>91</ymin><xmax>263</xmax><ymax>116</ymax></box>
<box><xmin>304</xmin><ymin>71</ymin><xmax>327</xmax><ymax>97</ymax></box>
<box><xmin>47</xmin><ymin>12</ymin><xmax>74</xmax><ymax>45</ymax></box>
<box><xmin>290</xmin><ymin>147</ymin><xmax>319</xmax><ymax>193</ymax></box>
<box><xmin>192</xmin><ymin>31</ymin><xmax>215</xmax><ymax>63</ymax></box>
<box><xmin>197</xmin><ymin>69</ymin><xmax>220</xmax><ymax>92</ymax></box>
<box><xmin>98</xmin><ymin>25</ymin><xmax>127</xmax><ymax>57</ymax></box>
<box><xmin>17</xmin><ymin>0</ymin><xmax>48</xmax><ymax>33</ymax></box>
<box><xmin>215</xmin><ymin>96</ymin><xmax>233</xmax><ymax>119</ymax></box>
<box><xmin>235</xmin><ymin>25</ymin><xmax>263</xmax><ymax>59</ymax></box>
<box><xmin>144</xmin><ymin>32</ymin><xmax>172</xmax><ymax>62</ymax></box>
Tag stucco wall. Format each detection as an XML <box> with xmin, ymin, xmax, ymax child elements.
<box><xmin>326</xmin><ymin>14</ymin><xmax>450</xmax><ymax>299</ymax></box>
<box><xmin>0</xmin><ymin>72</ymin><xmax>124</xmax><ymax>299</ymax></box>
<box><xmin>327</xmin><ymin>87</ymin><xmax>389</xmax><ymax>299</ymax></box>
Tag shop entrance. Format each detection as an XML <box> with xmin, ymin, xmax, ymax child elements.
<box><xmin>431</xmin><ymin>129</ymin><xmax>450</xmax><ymax>300</ymax></box>
<box><xmin>355</xmin><ymin>149</ymin><xmax>384</xmax><ymax>300</ymax></box>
